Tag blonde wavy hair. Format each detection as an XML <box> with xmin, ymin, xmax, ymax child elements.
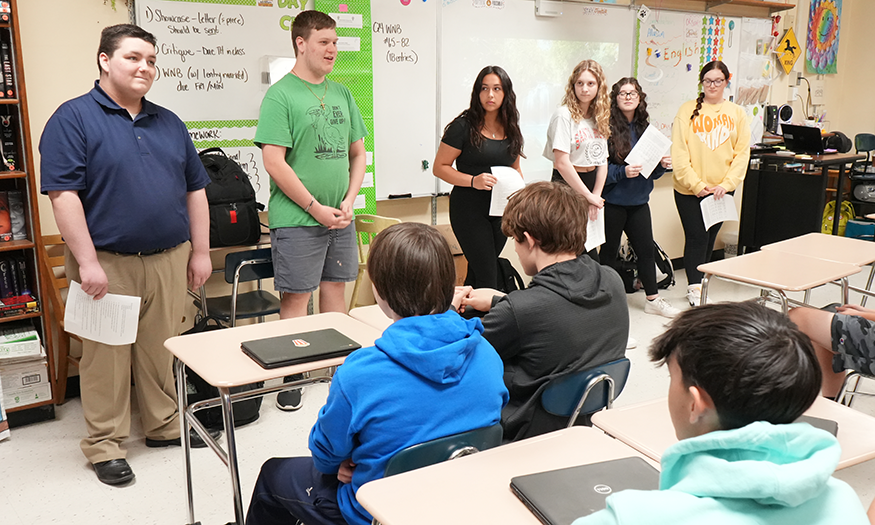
<box><xmin>562</xmin><ymin>59</ymin><xmax>611</xmax><ymax>139</ymax></box>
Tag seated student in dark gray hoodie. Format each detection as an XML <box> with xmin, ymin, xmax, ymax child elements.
<box><xmin>459</xmin><ymin>181</ymin><xmax>629</xmax><ymax>441</ymax></box>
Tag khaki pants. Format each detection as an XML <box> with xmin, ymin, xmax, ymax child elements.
<box><xmin>66</xmin><ymin>242</ymin><xmax>190</xmax><ymax>464</ymax></box>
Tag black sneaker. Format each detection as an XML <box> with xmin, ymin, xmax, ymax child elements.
<box><xmin>276</xmin><ymin>388</ymin><xmax>303</xmax><ymax>411</ymax></box>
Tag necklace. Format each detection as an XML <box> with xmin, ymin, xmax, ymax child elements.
<box><xmin>483</xmin><ymin>124</ymin><xmax>499</xmax><ymax>139</ymax></box>
<box><xmin>292</xmin><ymin>70</ymin><xmax>328</xmax><ymax>110</ymax></box>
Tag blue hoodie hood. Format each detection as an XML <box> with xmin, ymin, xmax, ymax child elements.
<box><xmin>375</xmin><ymin>311</ymin><xmax>485</xmax><ymax>385</ymax></box>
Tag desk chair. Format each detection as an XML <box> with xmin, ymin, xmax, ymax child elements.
<box><xmin>383</xmin><ymin>423</ymin><xmax>503</xmax><ymax>477</ymax></box>
<box><xmin>42</xmin><ymin>234</ymin><xmax>81</xmax><ymax>405</ymax></box>
<box><xmin>852</xmin><ymin>133</ymin><xmax>875</xmax><ymax>174</ymax></box>
<box><xmin>193</xmin><ymin>248</ymin><xmax>281</xmax><ymax>327</ymax></box>
<box><xmin>369</xmin><ymin>423</ymin><xmax>502</xmax><ymax>525</ymax></box>
<box><xmin>836</xmin><ymin>371</ymin><xmax>875</xmax><ymax>407</ymax></box>
<box><xmin>541</xmin><ymin>358</ymin><xmax>631</xmax><ymax>428</ymax></box>
<box><xmin>350</xmin><ymin>214</ymin><xmax>401</xmax><ymax>310</ymax></box>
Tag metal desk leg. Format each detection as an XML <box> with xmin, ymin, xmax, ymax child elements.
<box><xmin>841</xmin><ymin>276</ymin><xmax>850</xmax><ymax>305</ymax></box>
<box><xmin>863</xmin><ymin>265</ymin><xmax>875</xmax><ymax>307</ymax></box>
<box><xmin>220</xmin><ymin>387</ymin><xmax>246</xmax><ymax>525</ymax></box>
<box><xmin>832</xmin><ymin>164</ymin><xmax>849</xmax><ymax>236</ymax></box>
<box><xmin>700</xmin><ymin>275</ymin><xmax>711</xmax><ymax>306</ymax></box>
<box><xmin>778</xmin><ymin>291</ymin><xmax>789</xmax><ymax>314</ymax></box>
<box><xmin>803</xmin><ymin>289</ymin><xmax>812</xmax><ymax>305</ymax></box>
<box><xmin>175</xmin><ymin>359</ymin><xmax>197</xmax><ymax>525</ymax></box>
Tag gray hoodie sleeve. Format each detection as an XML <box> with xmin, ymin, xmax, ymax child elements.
<box><xmin>481</xmin><ymin>295</ymin><xmax>522</xmax><ymax>361</ymax></box>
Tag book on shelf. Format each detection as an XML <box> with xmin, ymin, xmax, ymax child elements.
<box><xmin>0</xmin><ymin>113</ymin><xmax>17</xmax><ymax>171</ymax></box>
<box><xmin>7</xmin><ymin>190</ymin><xmax>23</xmax><ymax>240</ymax></box>
<box><xmin>0</xmin><ymin>293</ymin><xmax>38</xmax><ymax>318</ymax></box>
<box><xmin>0</xmin><ymin>38</ymin><xmax>13</xmax><ymax>99</ymax></box>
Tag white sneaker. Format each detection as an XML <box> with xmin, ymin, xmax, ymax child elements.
<box><xmin>644</xmin><ymin>296</ymin><xmax>681</xmax><ymax>318</ymax></box>
<box><xmin>687</xmin><ymin>284</ymin><xmax>703</xmax><ymax>307</ymax></box>
<box><xmin>626</xmin><ymin>337</ymin><xmax>638</xmax><ymax>350</ymax></box>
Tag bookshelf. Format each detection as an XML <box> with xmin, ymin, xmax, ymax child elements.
<box><xmin>0</xmin><ymin>0</ymin><xmax>56</xmax><ymax>428</ymax></box>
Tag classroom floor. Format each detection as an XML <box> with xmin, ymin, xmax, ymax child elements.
<box><xmin>3</xmin><ymin>269</ymin><xmax>875</xmax><ymax>525</ymax></box>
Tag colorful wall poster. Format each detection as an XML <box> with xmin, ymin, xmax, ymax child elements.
<box><xmin>806</xmin><ymin>0</ymin><xmax>841</xmax><ymax>74</ymax></box>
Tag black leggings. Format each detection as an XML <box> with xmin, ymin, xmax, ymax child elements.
<box><xmin>674</xmin><ymin>190</ymin><xmax>729</xmax><ymax>285</ymax></box>
<box><xmin>552</xmin><ymin>169</ymin><xmax>599</xmax><ymax>263</ymax></box>
<box><xmin>449</xmin><ymin>186</ymin><xmax>507</xmax><ymax>289</ymax></box>
<box><xmin>600</xmin><ymin>202</ymin><xmax>658</xmax><ymax>296</ymax></box>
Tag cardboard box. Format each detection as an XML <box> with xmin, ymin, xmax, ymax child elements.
<box><xmin>0</xmin><ymin>356</ymin><xmax>51</xmax><ymax>409</ymax></box>
<box><xmin>434</xmin><ymin>224</ymin><xmax>463</xmax><ymax>255</ymax></box>
<box><xmin>0</xmin><ymin>323</ymin><xmax>40</xmax><ymax>360</ymax></box>
<box><xmin>434</xmin><ymin>224</ymin><xmax>467</xmax><ymax>285</ymax></box>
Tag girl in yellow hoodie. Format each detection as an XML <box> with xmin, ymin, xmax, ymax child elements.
<box><xmin>671</xmin><ymin>60</ymin><xmax>750</xmax><ymax>306</ymax></box>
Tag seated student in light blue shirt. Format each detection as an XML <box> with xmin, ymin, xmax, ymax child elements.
<box><xmin>575</xmin><ymin>301</ymin><xmax>868</xmax><ymax>525</ymax></box>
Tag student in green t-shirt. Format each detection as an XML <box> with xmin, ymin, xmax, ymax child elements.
<box><xmin>254</xmin><ymin>10</ymin><xmax>367</xmax><ymax>411</ymax></box>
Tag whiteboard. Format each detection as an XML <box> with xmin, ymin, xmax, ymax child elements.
<box><xmin>439</xmin><ymin>1</ymin><xmax>635</xmax><ymax>189</ymax></box>
<box><xmin>371</xmin><ymin>0</ymin><xmax>437</xmax><ymax>199</ymax></box>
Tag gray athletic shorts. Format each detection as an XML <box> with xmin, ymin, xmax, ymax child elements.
<box><xmin>270</xmin><ymin>223</ymin><xmax>358</xmax><ymax>294</ymax></box>
<box><xmin>830</xmin><ymin>312</ymin><xmax>875</xmax><ymax>375</ymax></box>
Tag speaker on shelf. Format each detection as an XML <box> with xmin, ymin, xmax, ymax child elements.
<box><xmin>765</xmin><ymin>105</ymin><xmax>778</xmax><ymax>134</ymax></box>
<box><xmin>777</xmin><ymin>104</ymin><xmax>793</xmax><ymax>134</ymax></box>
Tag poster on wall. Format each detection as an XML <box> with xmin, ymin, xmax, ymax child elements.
<box><xmin>135</xmin><ymin>0</ymin><xmax>377</xmax><ymax>214</ymax></box>
<box><xmin>806</xmin><ymin>0</ymin><xmax>841</xmax><ymax>74</ymax></box>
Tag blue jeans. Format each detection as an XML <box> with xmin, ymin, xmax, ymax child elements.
<box><xmin>245</xmin><ymin>457</ymin><xmax>347</xmax><ymax>525</ymax></box>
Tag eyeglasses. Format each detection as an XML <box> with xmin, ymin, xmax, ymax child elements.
<box><xmin>618</xmin><ymin>91</ymin><xmax>639</xmax><ymax>99</ymax></box>
<box><xmin>702</xmin><ymin>79</ymin><xmax>726</xmax><ymax>87</ymax></box>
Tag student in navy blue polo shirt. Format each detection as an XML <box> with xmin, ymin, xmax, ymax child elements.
<box><xmin>39</xmin><ymin>24</ymin><xmax>215</xmax><ymax>486</ymax></box>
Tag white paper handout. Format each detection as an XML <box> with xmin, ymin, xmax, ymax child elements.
<box><xmin>624</xmin><ymin>124</ymin><xmax>673</xmax><ymax>179</ymax></box>
<box><xmin>700</xmin><ymin>194</ymin><xmax>739</xmax><ymax>231</ymax></box>
<box><xmin>584</xmin><ymin>207</ymin><xmax>606</xmax><ymax>252</ymax></box>
<box><xmin>64</xmin><ymin>281</ymin><xmax>141</xmax><ymax>346</ymax></box>
<box><xmin>489</xmin><ymin>166</ymin><xmax>525</xmax><ymax>216</ymax></box>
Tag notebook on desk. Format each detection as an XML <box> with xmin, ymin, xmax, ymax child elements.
<box><xmin>510</xmin><ymin>457</ymin><xmax>659</xmax><ymax>525</ymax></box>
<box><xmin>241</xmin><ymin>329</ymin><xmax>361</xmax><ymax>369</ymax></box>
<box><xmin>781</xmin><ymin>124</ymin><xmax>828</xmax><ymax>155</ymax></box>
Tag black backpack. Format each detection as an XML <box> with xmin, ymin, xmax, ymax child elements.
<box><xmin>181</xmin><ymin>316</ymin><xmax>264</xmax><ymax>429</ymax></box>
<box><xmin>616</xmin><ymin>240</ymin><xmax>675</xmax><ymax>293</ymax></box>
<box><xmin>199</xmin><ymin>147</ymin><xmax>264</xmax><ymax>248</ymax></box>
<box><xmin>497</xmin><ymin>257</ymin><xmax>525</xmax><ymax>293</ymax></box>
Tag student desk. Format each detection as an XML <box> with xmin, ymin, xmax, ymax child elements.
<box><xmin>348</xmin><ymin>305</ymin><xmax>393</xmax><ymax>332</ymax></box>
<box><xmin>697</xmin><ymin>250</ymin><xmax>860</xmax><ymax>313</ymax></box>
<box><xmin>591</xmin><ymin>396</ymin><xmax>875</xmax><ymax>470</ymax></box>
<box><xmin>356</xmin><ymin>426</ymin><xmax>658</xmax><ymax>525</ymax></box>
<box><xmin>739</xmin><ymin>152</ymin><xmax>865</xmax><ymax>252</ymax></box>
<box><xmin>164</xmin><ymin>312</ymin><xmax>382</xmax><ymax>525</ymax></box>
<box><xmin>761</xmin><ymin>232</ymin><xmax>875</xmax><ymax>303</ymax></box>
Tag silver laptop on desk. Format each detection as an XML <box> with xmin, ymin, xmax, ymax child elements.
<box><xmin>781</xmin><ymin>124</ymin><xmax>827</xmax><ymax>155</ymax></box>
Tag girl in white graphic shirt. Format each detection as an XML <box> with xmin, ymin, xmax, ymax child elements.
<box><xmin>544</xmin><ymin>59</ymin><xmax>611</xmax><ymax>262</ymax></box>
<box><xmin>671</xmin><ymin>60</ymin><xmax>750</xmax><ymax>306</ymax></box>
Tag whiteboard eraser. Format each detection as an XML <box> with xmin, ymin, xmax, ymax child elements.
<box><xmin>535</xmin><ymin>0</ymin><xmax>563</xmax><ymax>17</ymax></box>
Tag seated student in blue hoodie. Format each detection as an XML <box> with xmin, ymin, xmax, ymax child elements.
<box><xmin>574</xmin><ymin>301</ymin><xmax>869</xmax><ymax>525</ymax></box>
<box><xmin>245</xmin><ymin>222</ymin><xmax>509</xmax><ymax>525</ymax></box>
<box><xmin>459</xmin><ymin>182</ymin><xmax>628</xmax><ymax>441</ymax></box>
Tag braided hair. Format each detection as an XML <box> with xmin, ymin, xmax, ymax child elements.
<box><xmin>691</xmin><ymin>60</ymin><xmax>731</xmax><ymax>122</ymax></box>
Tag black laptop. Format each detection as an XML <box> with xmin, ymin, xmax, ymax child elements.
<box><xmin>510</xmin><ymin>457</ymin><xmax>660</xmax><ymax>525</ymax></box>
<box><xmin>796</xmin><ymin>415</ymin><xmax>839</xmax><ymax>436</ymax></box>
<box><xmin>241</xmin><ymin>328</ymin><xmax>361</xmax><ymax>369</ymax></box>
<box><xmin>781</xmin><ymin>124</ymin><xmax>827</xmax><ymax>155</ymax></box>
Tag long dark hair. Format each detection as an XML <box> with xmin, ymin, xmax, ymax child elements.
<box><xmin>445</xmin><ymin>65</ymin><xmax>524</xmax><ymax>158</ymax></box>
<box><xmin>691</xmin><ymin>60</ymin><xmax>731</xmax><ymax>122</ymax></box>
<box><xmin>608</xmin><ymin>77</ymin><xmax>649</xmax><ymax>164</ymax></box>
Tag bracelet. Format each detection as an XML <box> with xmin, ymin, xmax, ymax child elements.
<box><xmin>304</xmin><ymin>197</ymin><xmax>315</xmax><ymax>213</ymax></box>
<box><xmin>471</xmin><ymin>175</ymin><xmax>476</xmax><ymax>188</ymax></box>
